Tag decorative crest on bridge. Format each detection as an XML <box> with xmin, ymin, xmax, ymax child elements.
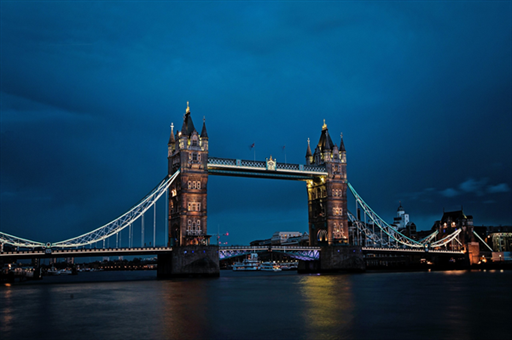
<box><xmin>266</xmin><ymin>155</ymin><xmax>276</xmax><ymax>171</ymax></box>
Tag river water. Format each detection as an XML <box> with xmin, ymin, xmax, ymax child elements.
<box><xmin>1</xmin><ymin>270</ymin><xmax>511</xmax><ymax>340</ymax></box>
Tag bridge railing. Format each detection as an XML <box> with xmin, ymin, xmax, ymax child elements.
<box><xmin>362</xmin><ymin>246</ymin><xmax>464</xmax><ymax>254</ymax></box>
<box><xmin>208</xmin><ymin>157</ymin><xmax>236</xmax><ymax>166</ymax></box>
<box><xmin>240</xmin><ymin>160</ymin><xmax>266</xmax><ymax>168</ymax></box>
<box><xmin>208</xmin><ymin>157</ymin><xmax>327</xmax><ymax>174</ymax></box>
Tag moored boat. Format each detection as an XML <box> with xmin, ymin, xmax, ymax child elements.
<box><xmin>232</xmin><ymin>253</ymin><xmax>261</xmax><ymax>271</ymax></box>
<box><xmin>47</xmin><ymin>267</ymin><xmax>61</xmax><ymax>276</ymax></box>
<box><xmin>280</xmin><ymin>262</ymin><xmax>298</xmax><ymax>270</ymax></box>
<box><xmin>260</xmin><ymin>261</ymin><xmax>282</xmax><ymax>272</ymax></box>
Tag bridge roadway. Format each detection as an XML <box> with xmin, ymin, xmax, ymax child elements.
<box><xmin>0</xmin><ymin>245</ymin><xmax>463</xmax><ymax>260</ymax></box>
<box><xmin>207</xmin><ymin>157</ymin><xmax>328</xmax><ymax>180</ymax></box>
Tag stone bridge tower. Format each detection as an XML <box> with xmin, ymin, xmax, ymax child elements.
<box><xmin>167</xmin><ymin>102</ymin><xmax>210</xmax><ymax>246</ymax></box>
<box><xmin>306</xmin><ymin>120</ymin><xmax>348</xmax><ymax>246</ymax></box>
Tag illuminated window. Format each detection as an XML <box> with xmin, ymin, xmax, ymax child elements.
<box><xmin>197</xmin><ymin>181</ymin><xmax>201</xmax><ymax>189</ymax></box>
<box><xmin>333</xmin><ymin>206</ymin><xmax>343</xmax><ymax>216</ymax></box>
<box><xmin>198</xmin><ymin>154</ymin><xmax>201</xmax><ymax>161</ymax></box>
<box><xmin>188</xmin><ymin>181</ymin><xmax>192</xmax><ymax>189</ymax></box>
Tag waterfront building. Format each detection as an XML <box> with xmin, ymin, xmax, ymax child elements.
<box><xmin>431</xmin><ymin>209</ymin><xmax>475</xmax><ymax>251</ymax></box>
<box><xmin>475</xmin><ymin>226</ymin><xmax>512</xmax><ymax>252</ymax></box>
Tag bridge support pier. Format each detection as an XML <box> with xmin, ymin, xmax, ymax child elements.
<box><xmin>157</xmin><ymin>245</ymin><xmax>219</xmax><ymax>279</ymax></box>
<box><xmin>298</xmin><ymin>245</ymin><xmax>365</xmax><ymax>273</ymax></box>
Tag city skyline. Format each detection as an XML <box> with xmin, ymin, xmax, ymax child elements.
<box><xmin>1</xmin><ymin>1</ymin><xmax>510</xmax><ymax>246</ymax></box>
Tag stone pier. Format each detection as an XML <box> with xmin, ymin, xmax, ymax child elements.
<box><xmin>298</xmin><ymin>245</ymin><xmax>365</xmax><ymax>273</ymax></box>
<box><xmin>157</xmin><ymin>245</ymin><xmax>219</xmax><ymax>278</ymax></box>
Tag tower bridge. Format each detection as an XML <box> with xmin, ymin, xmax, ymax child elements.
<box><xmin>0</xmin><ymin>102</ymin><xmax>479</xmax><ymax>277</ymax></box>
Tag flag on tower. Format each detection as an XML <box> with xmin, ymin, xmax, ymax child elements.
<box><xmin>249</xmin><ymin>143</ymin><xmax>255</xmax><ymax>149</ymax></box>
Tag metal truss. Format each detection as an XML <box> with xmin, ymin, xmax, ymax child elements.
<box><xmin>0</xmin><ymin>231</ymin><xmax>45</xmax><ymax>248</ymax></box>
<box><xmin>348</xmin><ymin>183</ymin><xmax>459</xmax><ymax>249</ymax></box>
<box><xmin>219</xmin><ymin>246</ymin><xmax>320</xmax><ymax>261</ymax></box>
<box><xmin>429</xmin><ymin>228</ymin><xmax>462</xmax><ymax>248</ymax></box>
<box><xmin>50</xmin><ymin>171</ymin><xmax>180</xmax><ymax>248</ymax></box>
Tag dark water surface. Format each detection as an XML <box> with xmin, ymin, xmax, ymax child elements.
<box><xmin>2</xmin><ymin>270</ymin><xmax>511</xmax><ymax>340</ymax></box>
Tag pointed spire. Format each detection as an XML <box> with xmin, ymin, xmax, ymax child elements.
<box><xmin>324</xmin><ymin>130</ymin><xmax>332</xmax><ymax>150</ymax></box>
<box><xmin>181</xmin><ymin>101</ymin><xmax>196</xmax><ymax>136</ymax></box>
<box><xmin>306</xmin><ymin>138</ymin><xmax>312</xmax><ymax>157</ymax></box>
<box><xmin>317</xmin><ymin>119</ymin><xmax>334</xmax><ymax>153</ymax></box>
<box><xmin>339</xmin><ymin>132</ymin><xmax>346</xmax><ymax>152</ymax></box>
<box><xmin>168</xmin><ymin>122</ymin><xmax>175</xmax><ymax>144</ymax></box>
<box><xmin>201</xmin><ymin>116</ymin><xmax>208</xmax><ymax>138</ymax></box>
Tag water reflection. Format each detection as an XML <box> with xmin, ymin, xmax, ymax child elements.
<box><xmin>299</xmin><ymin>275</ymin><xmax>354</xmax><ymax>339</ymax></box>
<box><xmin>1</xmin><ymin>287</ymin><xmax>13</xmax><ymax>334</ymax></box>
<box><xmin>162</xmin><ymin>281</ymin><xmax>210</xmax><ymax>340</ymax></box>
<box><xmin>1</xmin><ymin>271</ymin><xmax>510</xmax><ymax>340</ymax></box>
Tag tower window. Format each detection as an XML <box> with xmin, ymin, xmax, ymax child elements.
<box><xmin>333</xmin><ymin>206</ymin><xmax>343</xmax><ymax>216</ymax></box>
<box><xmin>192</xmin><ymin>153</ymin><xmax>198</xmax><ymax>161</ymax></box>
<box><xmin>192</xmin><ymin>139</ymin><xmax>198</xmax><ymax>146</ymax></box>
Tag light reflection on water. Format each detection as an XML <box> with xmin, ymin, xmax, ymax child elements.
<box><xmin>299</xmin><ymin>275</ymin><xmax>354</xmax><ymax>339</ymax></box>
<box><xmin>1</xmin><ymin>270</ymin><xmax>511</xmax><ymax>340</ymax></box>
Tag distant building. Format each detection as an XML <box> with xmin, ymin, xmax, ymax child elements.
<box><xmin>250</xmin><ymin>232</ymin><xmax>309</xmax><ymax>246</ymax></box>
<box><xmin>391</xmin><ymin>203</ymin><xmax>417</xmax><ymax>239</ymax></box>
<box><xmin>249</xmin><ymin>239</ymin><xmax>271</xmax><ymax>247</ymax></box>
<box><xmin>474</xmin><ymin>226</ymin><xmax>512</xmax><ymax>252</ymax></box>
<box><xmin>271</xmin><ymin>232</ymin><xmax>302</xmax><ymax>245</ymax></box>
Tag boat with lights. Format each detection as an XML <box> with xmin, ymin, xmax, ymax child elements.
<box><xmin>232</xmin><ymin>253</ymin><xmax>261</xmax><ymax>271</ymax></box>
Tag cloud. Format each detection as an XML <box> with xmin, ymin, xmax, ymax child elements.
<box><xmin>459</xmin><ymin>178</ymin><xmax>488</xmax><ymax>196</ymax></box>
<box><xmin>487</xmin><ymin>183</ymin><xmax>510</xmax><ymax>193</ymax></box>
<box><xmin>440</xmin><ymin>178</ymin><xmax>511</xmax><ymax>198</ymax></box>
<box><xmin>440</xmin><ymin>188</ymin><xmax>459</xmax><ymax>197</ymax></box>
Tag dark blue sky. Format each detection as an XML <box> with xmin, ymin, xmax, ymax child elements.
<box><xmin>1</xmin><ymin>1</ymin><xmax>511</xmax><ymax>246</ymax></box>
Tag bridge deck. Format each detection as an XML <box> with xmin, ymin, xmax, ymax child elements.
<box><xmin>1</xmin><ymin>245</ymin><xmax>465</xmax><ymax>259</ymax></box>
<box><xmin>207</xmin><ymin>157</ymin><xmax>327</xmax><ymax>180</ymax></box>
<box><xmin>0</xmin><ymin>247</ymin><xmax>173</xmax><ymax>259</ymax></box>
